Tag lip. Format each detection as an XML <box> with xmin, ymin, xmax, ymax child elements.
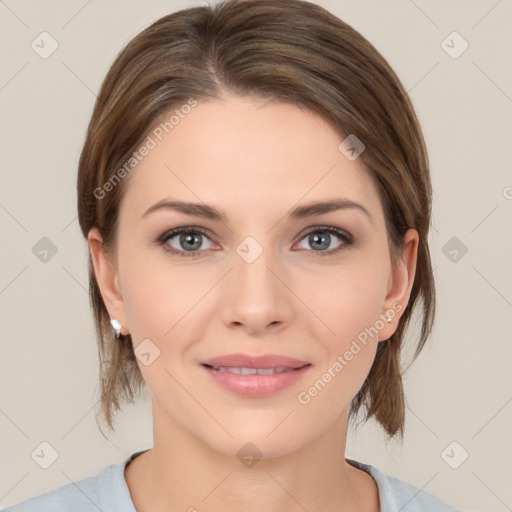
<box><xmin>200</xmin><ymin>353</ymin><xmax>310</xmax><ymax>369</ymax></box>
<box><xmin>199</xmin><ymin>353</ymin><xmax>312</xmax><ymax>397</ymax></box>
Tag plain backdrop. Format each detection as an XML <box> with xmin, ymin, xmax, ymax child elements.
<box><xmin>1</xmin><ymin>1</ymin><xmax>511</xmax><ymax>511</ymax></box>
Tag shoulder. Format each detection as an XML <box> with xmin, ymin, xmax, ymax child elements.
<box><xmin>1</xmin><ymin>454</ymin><xmax>138</xmax><ymax>512</ymax></box>
<box><xmin>346</xmin><ymin>458</ymin><xmax>466</xmax><ymax>512</ymax></box>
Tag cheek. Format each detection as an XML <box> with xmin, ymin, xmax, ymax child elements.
<box><xmin>120</xmin><ymin>249</ymin><xmax>182</xmax><ymax>340</ymax></box>
<box><xmin>121</xmin><ymin>252</ymin><xmax>215</xmax><ymax>349</ymax></box>
<box><xmin>295</xmin><ymin>264</ymin><xmax>388</xmax><ymax>417</ymax></box>
<box><xmin>120</xmin><ymin>261</ymin><xmax>195</xmax><ymax>391</ymax></box>
<box><xmin>304</xmin><ymin>255</ymin><xmax>390</xmax><ymax>347</ymax></box>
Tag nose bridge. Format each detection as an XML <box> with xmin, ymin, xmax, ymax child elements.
<box><xmin>235</xmin><ymin>233</ymin><xmax>281</xmax><ymax>297</ymax></box>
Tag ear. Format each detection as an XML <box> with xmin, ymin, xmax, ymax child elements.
<box><xmin>378</xmin><ymin>228</ymin><xmax>419</xmax><ymax>342</ymax></box>
<box><xmin>87</xmin><ymin>227</ymin><xmax>129</xmax><ymax>336</ymax></box>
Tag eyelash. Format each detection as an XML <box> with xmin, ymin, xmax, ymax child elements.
<box><xmin>155</xmin><ymin>225</ymin><xmax>354</xmax><ymax>259</ymax></box>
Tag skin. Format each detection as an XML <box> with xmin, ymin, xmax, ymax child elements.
<box><xmin>88</xmin><ymin>92</ymin><xmax>418</xmax><ymax>512</ymax></box>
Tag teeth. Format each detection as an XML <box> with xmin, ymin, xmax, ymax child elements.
<box><xmin>211</xmin><ymin>366</ymin><xmax>290</xmax><ymax>375</ymax></box>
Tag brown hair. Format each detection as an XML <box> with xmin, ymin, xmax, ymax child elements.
<box><xmin>77</xmin><ymin>0</ymin><xmax>435</xmax><ymax>443</ymax></box>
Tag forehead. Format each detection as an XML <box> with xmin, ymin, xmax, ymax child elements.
<box><xmin>120</xmin><ymin>95</ymin><xmax>382</xmax><ymax>223</ymax></box>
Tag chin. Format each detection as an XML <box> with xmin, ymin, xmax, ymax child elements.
<box><xmin>213</xmin><ymin>438</ymin><xmax>303</xmax><ymax>463</ymax></box>
<box><xmin>196</xmin><ymin>422</ymin><xmax>312</xmax><ymax>462</ymax></box>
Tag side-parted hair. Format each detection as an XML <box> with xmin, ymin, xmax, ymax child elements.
<box><xmin>77</xmin><ymin>0</ymin><xmax>435</xmax><ymax>442</ymax></box>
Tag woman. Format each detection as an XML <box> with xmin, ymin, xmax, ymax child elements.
<box><xmin>4</xmin><ymin>0</ymin><xmax>465</xmax><ymax>510</ymax></box>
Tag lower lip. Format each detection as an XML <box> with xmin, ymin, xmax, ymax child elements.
<box><xmin>200</xmin><ymin>364</ymin><xmax>311</xmax><ymax>397</ymax></box>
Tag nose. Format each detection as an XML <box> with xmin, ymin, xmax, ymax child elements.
<box><xmin>219</xmin><ymin>238</ymin><xmax>295</xmax><ymax>336</ymax></box>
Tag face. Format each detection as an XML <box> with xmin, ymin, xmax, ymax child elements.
<box><xmin>89</xmin><ymin>93</ymin><xmax>417</xmax><ymax>459</ymax></box>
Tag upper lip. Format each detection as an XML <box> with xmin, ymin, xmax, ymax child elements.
<box><xmin>200</xmin><ymin>353</ymin><xmax>310</xmax><ymax>369</ymax></box>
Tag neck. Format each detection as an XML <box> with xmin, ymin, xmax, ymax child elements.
<box><xmin>124</xmin><ymin>401</ymin><xmax>379</xmax><ymax>512</ymax></box>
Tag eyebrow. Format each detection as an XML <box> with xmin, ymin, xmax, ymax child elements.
<box><xmin>142</xmin><ymin>198</ymin><xmax>373</xmax><ymax>224</ymax></box>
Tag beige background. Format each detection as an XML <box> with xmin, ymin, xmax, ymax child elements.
<box><xmin>1</xmin><ymin>1</ymin><xmax>511</xmax><ymax>511</ymax></box>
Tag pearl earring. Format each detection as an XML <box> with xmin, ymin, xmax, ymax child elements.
<box><xmin>386</xmin><ymin>317</ymin><xmax>392</xmax><ymax>323</ymax></box>
<box><xmin>110</xmin><ymin>318</ymin><xmax>122</xmax><ymax>339</ymax></box>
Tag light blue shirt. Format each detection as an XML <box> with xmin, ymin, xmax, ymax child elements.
<box><xmin>2</xmin><ymin>449</ymin><xmax>465</xmax><ymax>511</ymax></box>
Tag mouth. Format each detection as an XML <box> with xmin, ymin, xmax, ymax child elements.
<box><xmin>199</xmin><ymin>355</ymin><xmax>312</xmax><ymax>397</ymax></box>
<box><xmin>202</xmin><ymin>364</ymin><xmax>304</xmax><ymax>375</ymax></box>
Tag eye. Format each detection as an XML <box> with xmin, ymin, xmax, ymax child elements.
<box><xmin>157</xmin><ymin>227</ymin><xmax>215</xmax><ymax>258</ymax></box>
<box><xmin>156</xmin><ymin>225</ymin><xmax>353</xmax><ymax>258</ymax></box>
<box><xmin>295</xmin><ymin>226</ymin><xmax>353</xmax><ymax>255</ymax></box>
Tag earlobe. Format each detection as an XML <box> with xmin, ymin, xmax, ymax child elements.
<box><xmin>87</xmin><ymin>227</ymin><xmax>129</xmax><ymax>334</ymax></box>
